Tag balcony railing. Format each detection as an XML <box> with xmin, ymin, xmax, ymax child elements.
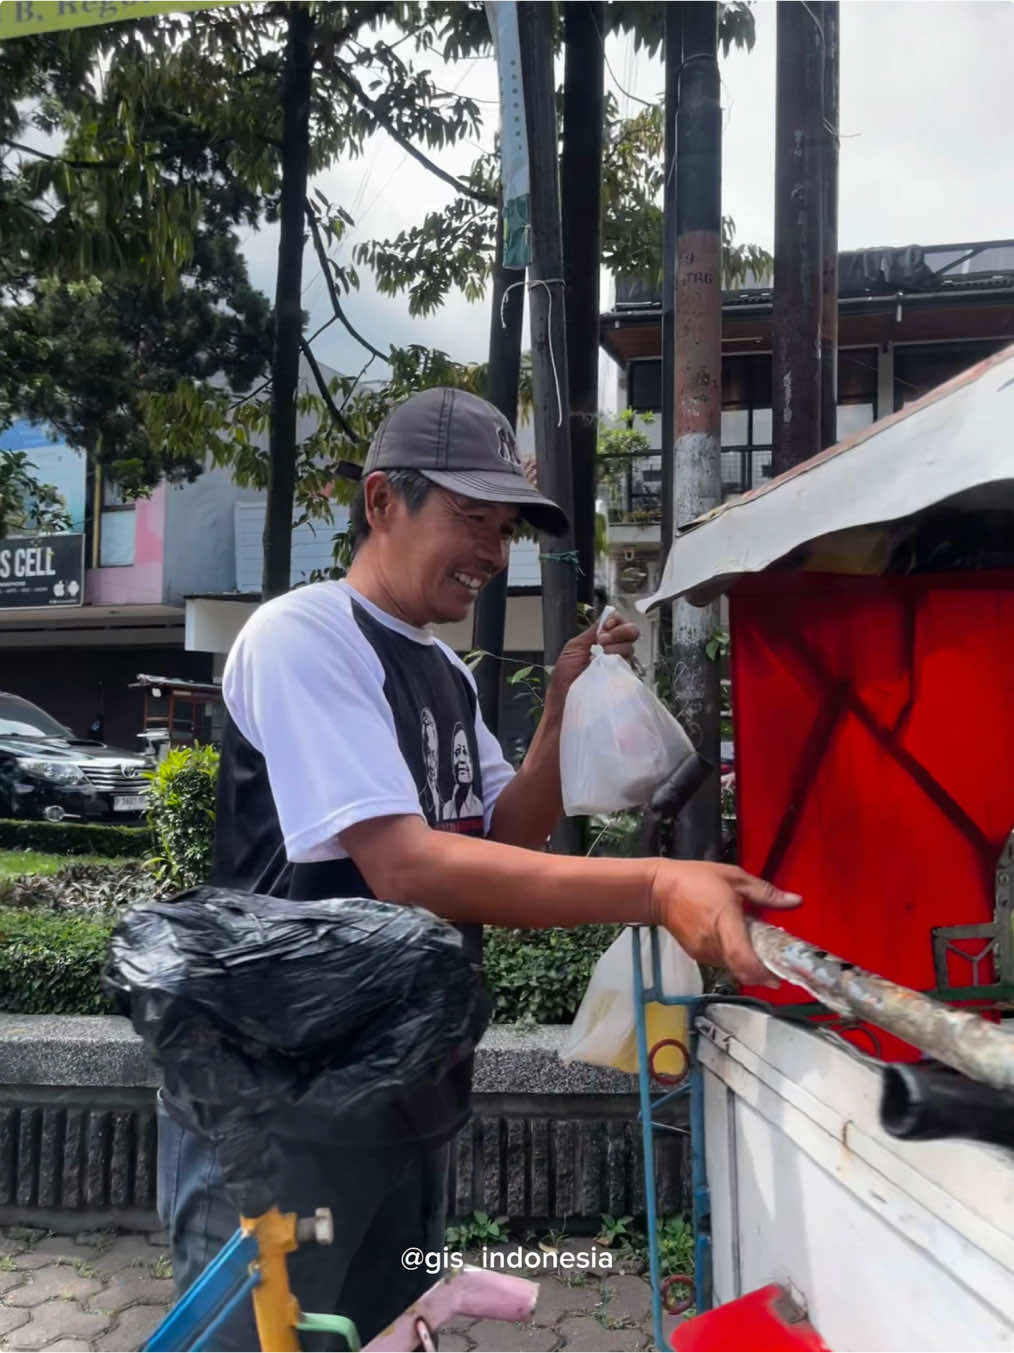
<box><xmin>598</xmin><ymin>447</ymin><xmax>774</xmax><ymax>526</ymax></box>
<box><xmin>599</xmin><ymin>451</ymin><xmax>662</xmax><ymax>525</ymax></box>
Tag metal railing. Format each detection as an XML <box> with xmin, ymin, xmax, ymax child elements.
<box><xmin>597</xmin><ymin>448</ymin><xmax>774</xmax><ymax>524</ymax></box>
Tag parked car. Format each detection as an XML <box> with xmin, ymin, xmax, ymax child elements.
<box><xmin>0</xmin><ymin>691</ymin><xmax>152</xmax><ymax>822</ymax></box>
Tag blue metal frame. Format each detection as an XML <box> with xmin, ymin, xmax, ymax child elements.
<box><xmin>631</xmin><ymin>926</ymin><xmax>711</xmax><ymax>1352</ymax></box>
<box><xmin>143</xmin><ymin>1229</ymin><xmax>261</xmax><ymax>1352</ymax></box>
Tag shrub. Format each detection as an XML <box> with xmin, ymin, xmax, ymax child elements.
<box><xmin>0</xmin><ymin>819</ymin><xmax>150</xmax><ymax>857</ymax></box>
<box><xmin>482</xmin><ymin>924</ymin><xmax>620</xmax><ymax>1024</ymax></box>
<box><xmin>146</xmin><ymin>745</ymin><xmax>220</xmax><ymax>890</ymax></box>
<box><xmin>0</xmin><ymin>908</ymin><xmax>116</xmax><ymax>1015</ymax></box>
<box><xmin>0</xmin><ymin>861</ymin><xmax>159</xmax><ymax>916</ymax></box>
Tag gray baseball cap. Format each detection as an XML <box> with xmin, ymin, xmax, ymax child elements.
<box><xmin>362</xmin><ymin>386</ymin><xmax>569</xmax><ymax>536</ymax></box>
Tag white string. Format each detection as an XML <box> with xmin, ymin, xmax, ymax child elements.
<box><xmin>499</xmin><ymin>275</ymin><xmax>566</xmax><ymax>428</ymax></box>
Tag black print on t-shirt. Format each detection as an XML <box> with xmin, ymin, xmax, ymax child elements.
<box><xmin>441</xmin><ymin>720</ymin><xmax>483</xmax><ymax>825</ymax></box>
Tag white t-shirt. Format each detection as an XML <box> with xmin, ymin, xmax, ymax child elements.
<box><xmin>219</xmin><ymin>579</ymin><xmax>515</xmax><ymax>870</ymax></box>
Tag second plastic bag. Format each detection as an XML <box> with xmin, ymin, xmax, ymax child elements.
<box><xmin>559</xmin><ymin>644</ymin><xmax>697</xmax><ymax>816</ymax></box>
<box><xmin>561</xmin><ymin>927</ymin><xmax>702</xmax><ymax>1077</ymax></box>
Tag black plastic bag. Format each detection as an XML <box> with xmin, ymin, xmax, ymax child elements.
<box><xmin>103</xmin><ymin>887</ymin><xmax>489</xmax><ymax>1211</ymax></box>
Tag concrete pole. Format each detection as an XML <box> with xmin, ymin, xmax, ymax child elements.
<box><xmin>820</xmin><ymin>1</ymin><xmax>840</xmax><ymax>452</ymax></box>
<box><xmin>670</xmin><ymin>0</ymin><xmax>723</xmax><ymax>860</ymax></box>
<box><xmin>772</xmin><ymin>0</ymin><xmax>824</xmax><ymax>474</ymax></box>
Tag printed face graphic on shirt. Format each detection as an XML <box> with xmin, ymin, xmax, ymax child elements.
<box><xmin>421</xmin><ymin>708</ymin><xmax>438</xmax><ymax>782</ymax></box>
<box><xmin>452</xmin><ymin>725</ymin><xmax>474</xmax><ymax>786</ymax></box>
<box><xmin>442</xmin><ymin>720</ymin><xmax>483</xmax><ymax>823</ymax></box>
<box><xmin>419</xmin><ymin>707</ymin><xmax>442</xmax><ymax>820</ymax></box>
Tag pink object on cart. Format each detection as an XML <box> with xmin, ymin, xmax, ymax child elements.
<box><xmin>362</xmin><ymin>1267</ymin><xmax>539</xmax><ymax>1351</ymax></box>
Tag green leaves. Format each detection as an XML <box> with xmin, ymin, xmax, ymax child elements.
<box><xmin>601</xmin><ymin>100</ymin><xmax>773</xmax><ymax>290</ymax></box>
<box><xmin>0</xmin><ymin>450</ymin><xmax>71</xmax><ymax>539</ymax></box>
<box><xmin>145</xmin><ymin>743</ymin><xmax>220</xmax><ymax>891</ymax></box>
<box><xmin>704</xmin><ymin>627</ymin><xmax>730</xmax><ymax>662</ymax></box>
<box><xmin>0</xmin><ymin>906</ymin><xmax>117</xmax><ymax>1015</ymax></box>
<box><xmin>0</xmin><ymin>819</ymin><xmax>150</xmax><ymax>857</ymax></box>
<box><xmin>445</xmin><ymin>1211</ymin><xmax>510</xmax><ymax>1248</ymax></box>
<box><xmin>482</xmin><ymin>924</ymin><xmax>623</xmax><ymax>1025</ymax></box>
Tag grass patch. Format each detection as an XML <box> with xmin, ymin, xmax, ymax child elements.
<box><xmin>0</xmin><ymin>850</ymin><xmax>121</xmax><ymax>879</ymax></box>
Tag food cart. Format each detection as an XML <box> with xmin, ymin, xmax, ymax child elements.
<box><xmin>131</xmin><ymin>674</ymin><xmax>225</xmax><ymax>761</ymax></box>
<box><xmin>635</xmin><ymin>343</ymin><xmax>1014</xmax><ymax>1350</ymax></box>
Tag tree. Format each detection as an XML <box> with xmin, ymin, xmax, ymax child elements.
<box><xmin>0</xmin><ymin>450</ymin><xmax>70</xmax><ymax>539</ymax></box>
<box><xmin>2</xmin><ymin>3</ymin><xmax>497</xmax><ymax>592</ymax></box>
<box><xmin>359</xmin><ymin>13</ymin><xmax>771</xmax><ymax>319</ymax></box>
<box><xmin>1</xmin><ymin>1</ymin><xmax>767</xmax><ymax>592</ymax></box>
<box><xmin>0</xmin><ymin>17</ymin><xmax>275</xmax><ymax>492</ymax></box>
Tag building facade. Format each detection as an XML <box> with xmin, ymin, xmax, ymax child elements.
<box><xmin>597</xmin><ymin>240</ymin><xmax>1014</xmax><ymax>672</ymax></box>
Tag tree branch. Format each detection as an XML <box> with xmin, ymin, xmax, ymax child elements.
<box><xmin>2</xmin><ymin>139</ymin><xmax>123</xmax><ymax>171</ymax></box>
<box><xmin>299</xmin><ymin>336</ymin><xmax>366</xmax><ymax>472</ymax></box>
<box><xmin>330</xmin><ymin>64</ymin><xmax>496</xmax><ymax>206</ymax></box>
<box><xmin>303</xmin><ymin>198</ymin><xmax>388</xmax><ymax>361</ymax></box>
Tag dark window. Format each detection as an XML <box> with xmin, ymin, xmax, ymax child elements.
<box><xmin>894</xmin><ymin>340</ymin><xmax>1009</xmax><ymax>412</ymax></box>
<box><xmin>628</xmin><ymin>360</ymin><xmax>662</xmax><ymax>412</ymax></box>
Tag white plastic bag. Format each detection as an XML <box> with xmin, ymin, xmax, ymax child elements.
<box><xmin>561</xmin><ymin>927</ymin><xmax>703</xmax><ymax>1076</ymax></box>
<box><xmin>559</xmin><ymin>611</ymin><xmax>696</xmax><ymax>816</ymax></box>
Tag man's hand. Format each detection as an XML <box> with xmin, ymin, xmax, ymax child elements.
<box><xmin>548</xmin><ymin>610</ymin><xmax>640</xmax><ymax>705</ymax></box>
<box><xmin>650</xmin><ymin>861</ymin><xmax>802</xmax><ymax>987</ymax></box>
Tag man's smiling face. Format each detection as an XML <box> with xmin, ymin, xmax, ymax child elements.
<box><xmin>381</xmin><ymin>482</ymin><xmax>521</xmax><ymax>626</ymax></box>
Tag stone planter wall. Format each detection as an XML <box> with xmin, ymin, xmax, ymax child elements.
<box><xmin>0</xmin><ymin>1016</ymin><xmax>688</xmax><ymax>1232</ymax></box>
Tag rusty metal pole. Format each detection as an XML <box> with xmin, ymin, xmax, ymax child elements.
<box><xmin>819</xmin><ymin>1</ymin><xmax>840</xmax><ymax>452</ymax></box>
<box><xmin>749</xmin><ymin>920</ymin><xmax>1014</xmax><ymax>1095</ymax></box>
<box><xmin>660</xmin><ymin>2</ymin><xmax>682</xmax><ymax>564</ymax></box>
<box><xmin>670</xmin><ymin>0</ymin><xmax>723</xmax><ymax>860</ymax></box>
<box><xmin>772</xmin><ymin>0</ymin><xmax>824</xmax><ymax>474</ymax></box>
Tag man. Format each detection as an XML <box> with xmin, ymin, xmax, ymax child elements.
<box><xmin>157</xmin><ymin>386</ymin><xmax>800</xmax><ymax>1350</ymax></box>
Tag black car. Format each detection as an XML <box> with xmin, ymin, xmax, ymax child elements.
<box><xmin>0</xmin><ymin>691</ymin><xmax>152</xmax><ymax>822</ymax></box>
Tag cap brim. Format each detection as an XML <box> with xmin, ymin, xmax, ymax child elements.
<box><xmin>420</xmin><ymin>468</ymin><xmax>570</xmax><ymax>537</ymax></box>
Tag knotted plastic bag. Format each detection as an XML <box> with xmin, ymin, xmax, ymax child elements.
<box><xmin>103</xmin><ymin>887</ymin><xmax>489</xmax><ymax>1213</ymax></box>
<box><xmin>561</xmin><ymin>926</ymin><xmax>702</xmax><ymax>1077</ymax></box>
<box><xmin>559</xmin><ymin>611</ymin><xmax>697</xmax><ymax>816</ymax></box>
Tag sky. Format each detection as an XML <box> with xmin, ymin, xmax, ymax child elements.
<box><xmin>238</xmin><ymin>0</ymin><xmax>1014</xmax><ymax>410</ymax></box>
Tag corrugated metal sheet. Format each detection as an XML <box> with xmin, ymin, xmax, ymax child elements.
<box><xmin>234</xmin><ymin>501</ymin><xmax>350</xmax><ymax>593</ymax></box>
<box><xmin>641</xmin><ymin>342</ymin><xmax>1014</xmax><ymax>611</ymax></box>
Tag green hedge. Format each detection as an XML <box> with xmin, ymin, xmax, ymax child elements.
<box><xmin>0</xmin><ymin>908</ymin><xmax>116</xmax><ymax>1015</ymax></box>
<box><xmin>483</xmin><ymin>925</ymin><xmax>620</xmax><ymax>1024</ymax></box>
<box><xmin>0</xmin><ymin>819</ymin><xmax>151</xmax><ymax>858</ymax></box>
<box><xmin>0</xmin><ymin>906</ymin><xmax>617</xmax><ymax>1024</ymax></box>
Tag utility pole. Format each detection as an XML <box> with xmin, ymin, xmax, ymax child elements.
<box><xmin>561</xmin><ymin>0</ymin><xmax>604</xmax><ymax>609</ymax></box>
<box><xmin>517</xmin><ymin>1</ymin><xmax>578</xmax><ymax>671</ymax></box>
<box><xmin>772</xmin><ymin>0</ymin><xmax>824</xmax><ymax>475</ymax></box>
<box><xmin>659</xmin><ymin>1</ymin><xmax>682</xmax><ymax>745</ymax></box>
<box><xmin>660</xmin><ymin>4</ymin><xmax>681</xmax><ymax>564</ymax></box>
<box><xmin>472</xmin><ymin>197</ymin><xmax>525</xmax><ymax>735</ymax></box>
<box><xmin>670</xmin><ymin>0</ymin><xmax>723</xmax><ymax>861</ymax></box>
<box><xmin>264</xmin><ymin>3</ymin><xmax>313</xmax><ymax>600</ymax></box>
<box><xmin>820</xmin><ymin>1</ymin><xmax>840</xmax><ymax>451</ymax></box>
<box><xmin>517</xmin><ymin>0</ymin><xmax>580</xmax><ymax>855</ymax></box>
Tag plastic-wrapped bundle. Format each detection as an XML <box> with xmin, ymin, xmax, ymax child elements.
<box><xmin>103</xmin><ymin>888</ymin><xmax>489</xmax><ymax>1211</ymax></box>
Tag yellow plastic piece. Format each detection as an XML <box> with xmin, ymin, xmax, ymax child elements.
<box><xmin>240</xmin><ymin>1207</ymin><xmax>302</xmax><ymax>1352</ymax></box>
<box><xmin>596</xmin><ymin>999</ymin><xmax>690</xmax><ymax>1078</ymax></box>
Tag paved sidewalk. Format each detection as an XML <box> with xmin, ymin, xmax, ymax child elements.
<box><xmin>0</xmin><ymin>1227</ymin><xmax>680</xmax><ymax>1351</ymax></box>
